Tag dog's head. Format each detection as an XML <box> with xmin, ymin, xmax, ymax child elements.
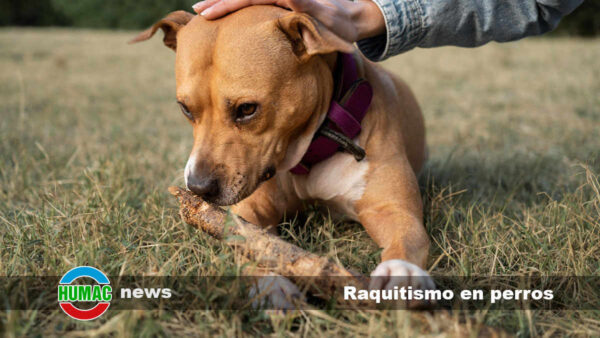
<box><xmin>131</xmin><ymin>6</ymin><xmax>352</xmax><ymax>205</ymax></box>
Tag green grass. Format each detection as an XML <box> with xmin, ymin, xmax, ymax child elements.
<box><xmin>1</xmin><ymin>28</ymin><xmax>599</xmax><ymax>336</ymax></box>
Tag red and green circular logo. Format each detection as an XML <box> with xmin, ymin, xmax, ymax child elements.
<box><xmin>58</xmin><ymin>266</ymin><xmax>112</xmax><ymax>321</ymax></box>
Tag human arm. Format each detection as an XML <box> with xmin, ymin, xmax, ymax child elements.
<box><xmin>193</xmin><ymin>0</ymin><xmax>584</xmax><ymax>61</ymax></box>
<box><xmin>358</xmin><ymin>0</ymin><xmax>584</xmax><ymax>61</ymax></box>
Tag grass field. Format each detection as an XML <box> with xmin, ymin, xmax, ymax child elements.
<box><xmin>1</xmin><ymin>28</ymin><xmax>599</xmax><ymax>336</ymax></box>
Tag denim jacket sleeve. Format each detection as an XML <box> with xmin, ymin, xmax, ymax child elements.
<box><xmin>357</xmin><ymin>0</ymin><xmax>583</xmax><ymax>61</ymax></box>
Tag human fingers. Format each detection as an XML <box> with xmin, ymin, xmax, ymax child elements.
<box><xmin>194</xmin><ymin>0</ymin><xmax>283</xmax><ymax>19</ymax></box>
<box><xmin>192</xmin><ymin>0</ymin><xmax>221</xmax><ymax>14</ymax></box>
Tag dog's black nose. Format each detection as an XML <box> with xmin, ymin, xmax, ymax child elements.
<box><xmin>187</xmin><ymin>175</ymin><xmax>220</xmax><ymax>201</ymax></box>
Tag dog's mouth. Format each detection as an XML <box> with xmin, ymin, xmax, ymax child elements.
<box><xmin>203</xmin><ymin>165</ymin><xmax>276</xmax><ymax>206</ymax></box>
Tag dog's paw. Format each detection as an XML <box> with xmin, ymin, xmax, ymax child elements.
<box><xmin>369</xmin><ymin>259</ymin><xmax>435</xmax><ymax>290</ymax></box>
<box><xmin>249</xmin><ymin>274</ymin><xmax>305</xmax><ymax>310</ymax></box>
<box><xmin>369</xmin><ymin>259</ymin><xmax>435</xmax><ymax>309</ymax></box>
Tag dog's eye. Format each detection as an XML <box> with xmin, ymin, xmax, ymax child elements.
<box><xmin>235</xmin><ymin>103</ymin><xmax>258</xmax><ymax>122</ymax></box>
<box><xmin>177</xmin><ymin>101</ymin><xmax>193</xmax><ymax>121</ymax></box>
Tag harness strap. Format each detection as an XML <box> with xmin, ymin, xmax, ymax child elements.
<box><xmin>289</xmin><ymin>53</ymin><xmax>373</xmax><ymax>175</ymax></box>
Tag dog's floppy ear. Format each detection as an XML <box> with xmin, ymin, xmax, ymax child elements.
<box><xmin>129</xmin><ymin>10</ymin><xmax>195</xmax><ymax>51</ymax></box>
<box><xmin>277</xmin><ymin>13</ymin><xmax>354</xmax><ymax>60</ymax></box>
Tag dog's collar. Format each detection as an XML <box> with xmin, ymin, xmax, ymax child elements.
<box><xmin>290</xmin><ymin>53</ymin><xmax>373</xmax><ymax>175</ymax></box>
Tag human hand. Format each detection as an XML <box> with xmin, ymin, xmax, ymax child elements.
<box><xmin>192</xmin><ymin>0</ymin><xmax>385</xmax><ymax>43</ymax></box>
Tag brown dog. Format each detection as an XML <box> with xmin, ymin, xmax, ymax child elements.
<box><xmin>133</xmin><ymin>6</ymin><xmax>433</xmax><ymax>301</ymax></box>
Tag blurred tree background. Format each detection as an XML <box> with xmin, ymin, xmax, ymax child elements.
<box><xmin>0</xmin><ymin>0</ymin><xmax>598</xmax><ymax>36</ymax></box>
<box><xmin>0</xmin><ymin>0</ymin><xmax>195</xmax><ymax>29</ymax></box>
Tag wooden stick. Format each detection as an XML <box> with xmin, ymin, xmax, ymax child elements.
<box><xmin>169</xmin><ymin>186</ymin><xmax>369</xmax><ymax>301</ymax></box>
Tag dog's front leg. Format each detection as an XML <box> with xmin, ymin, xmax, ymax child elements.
<box><xmin>231</xmin><ymin>178</ymin><xmax>292</xmax><ymax>235</ymax></box>
<box><xmin>232</xmin><ymin>178</ymin><xmax>304</xmax><ymax>310</ymax></box>
<box><xmin>354</xmin><ymin>157</ymin><xmax>434</xmax><ymax>294</ymax></box>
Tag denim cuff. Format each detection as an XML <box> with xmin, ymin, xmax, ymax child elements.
<box><xmin>357</xmin><ymin>0</ymin><xmax>429</xmax><ymax>61</ymax></box>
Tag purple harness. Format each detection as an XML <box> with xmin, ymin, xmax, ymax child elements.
<box><xmin>290</xmin><ymin>53</ymin><xmax>373</xmax><ymax>175</ymax></box>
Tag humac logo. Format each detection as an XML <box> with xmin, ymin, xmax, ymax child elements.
<box><xmin>58</xmin><ymin>266</ymin><xmax>112</xmax><ymax>321</ymax></box>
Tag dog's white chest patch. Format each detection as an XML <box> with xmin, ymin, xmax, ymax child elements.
<box><xmin>280</xmin><ymin>152</ymin><xmax>369</xmax><ymax>221</ymax></box>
